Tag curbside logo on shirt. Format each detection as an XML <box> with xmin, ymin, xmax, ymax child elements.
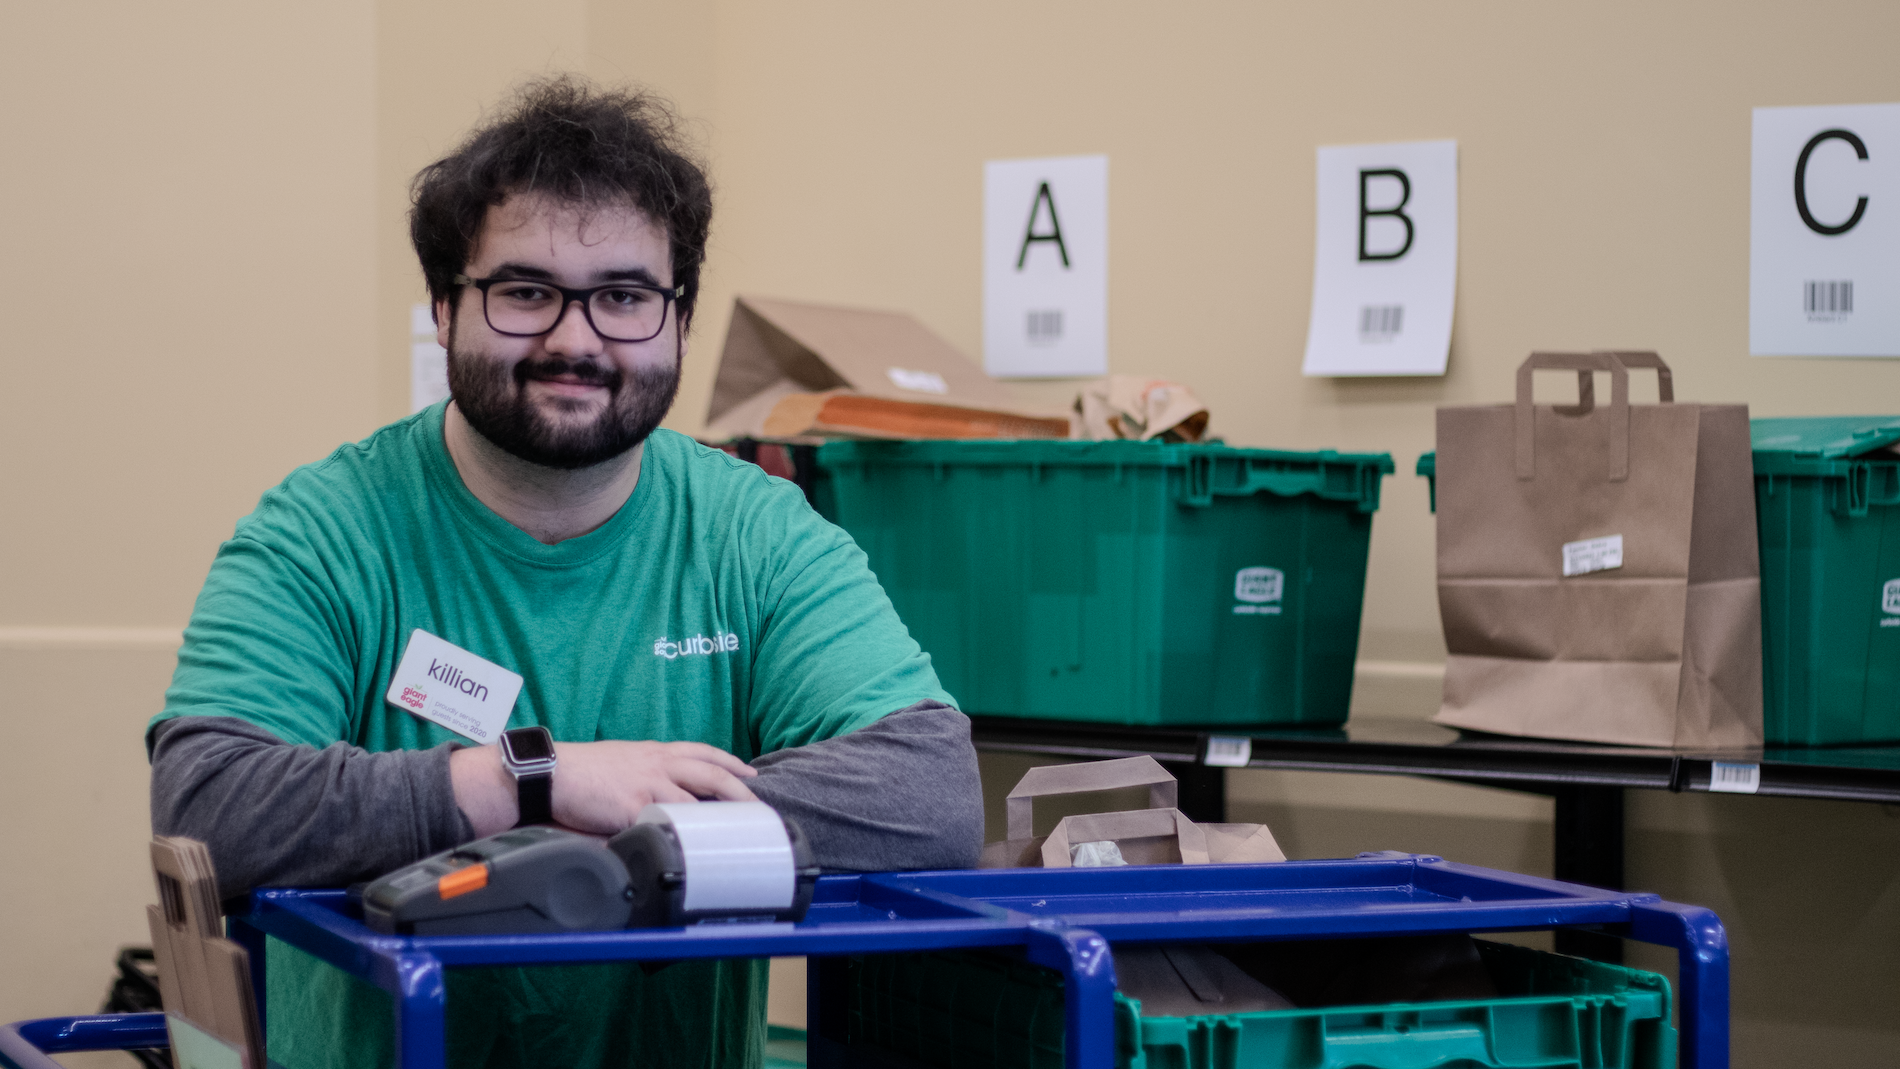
<box><xmin>1882</xmin><ymin>579</ymin><xmax>1900</xmax><ymax>626</ymax></box>
<box><xmin>385</xmin><ymin>629</ymin><xmax>524</xmax><ymax>743</ymax></box>
<box><xmin>653</xmin><ymin>632</ymin><xmax>741</xmax><ymax>660</ymax></box>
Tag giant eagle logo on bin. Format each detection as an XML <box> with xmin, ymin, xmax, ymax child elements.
<box><xmin>1232</xmin><ymin>567</ymin><xmax>1284</xmax><ymax>616</ymax></box>
<box><xmin>1882</xmin><ymin>579</ymin><xmax>1900</xmax><ymax>624</ymax></box>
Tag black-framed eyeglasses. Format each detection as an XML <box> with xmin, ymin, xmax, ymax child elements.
<box><xmin>453</xmin><ymin>273</ymin><xmax>686</xmax><ymax>343</ymax></box>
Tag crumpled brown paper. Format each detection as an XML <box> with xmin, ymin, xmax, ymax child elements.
<box><xmin>1073</xmin><ymin>375</ymin><xmax>1210</xmax><ymax>442</ymax></box>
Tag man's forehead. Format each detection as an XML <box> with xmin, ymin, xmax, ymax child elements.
<box><xmin>470</xmin><ymin>191</ymin><xmax>669</xmax><ymax>268</ymax></box>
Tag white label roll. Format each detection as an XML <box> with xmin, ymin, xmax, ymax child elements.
<box><xmin>638</xmin><ymin>801</ymin><xmax>796</xmax><ymax>914</ymax></box>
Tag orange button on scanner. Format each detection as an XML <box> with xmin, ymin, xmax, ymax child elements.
<box><xmin>437</xmin><ymin>863</ymin><xmax>490</xmax><ymax>900</ymax></box>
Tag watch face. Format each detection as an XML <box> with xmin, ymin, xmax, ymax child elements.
<box><xmin>505</xmin><ymin>728</ymin><xmax>555</xmax><ymax>762</ymax></box>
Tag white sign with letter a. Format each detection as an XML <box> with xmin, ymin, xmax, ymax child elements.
<box><xmin>1751</xmin><ymin>102</ymin><xmax>1900</xmax><ymax>357</ymax></box>
<box><xmin>983</xmin><ymin>154</ymin><xmax>1108</xmax><ymax>378</ymax></box>
<box><xmin>1302</xmin><ymin>139</ymin><xmax>1457</xmax><ymax>377</ymax></box>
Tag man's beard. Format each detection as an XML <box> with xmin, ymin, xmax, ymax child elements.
<box><xmin>446</xmin><ymin>335</ymin><xmax>681</xmax><ymax>471</ymax></box>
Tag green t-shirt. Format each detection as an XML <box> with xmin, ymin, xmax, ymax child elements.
<box><xmin>152</xmin><ymin>404</ymin><xmax>952</xmax><ymax>1068</ymax></box>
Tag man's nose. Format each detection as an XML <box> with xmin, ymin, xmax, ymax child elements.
<box><xmin>543</xmin><ymin>300</ymin><xmax>606</xmax><ymax>355</ymax></box>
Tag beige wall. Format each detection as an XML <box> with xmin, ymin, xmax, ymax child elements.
<box><xmin>4</xmin><ymin>2</ymin><xmax>1899</xmax><ymax>1066</ymax></box>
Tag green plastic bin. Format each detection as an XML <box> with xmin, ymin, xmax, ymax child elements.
<box><xmin>843</xmin><ymin>942</ymin><xmax>1675</xmax><ymax>1069</ymax></box>
<box><xmin>813</xmin><ymin>440</ymin><xmax>1393</xmax><ymax>727</ymax></box>
<box><xmin>1753</xmin><ymin>417</ymin><xmax>1900</xmax><ymax>746</ymax></box>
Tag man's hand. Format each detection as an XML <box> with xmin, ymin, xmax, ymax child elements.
<box><xmin>450</xmin><ymin>740</ymin><xmax>758</xmax><ymax>838</ymax></box>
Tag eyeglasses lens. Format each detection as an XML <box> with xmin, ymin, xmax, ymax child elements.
<box><xmin>484</xmin><ymin>281</ymin><xmax>668</xmax><ymax>342</ymax></box>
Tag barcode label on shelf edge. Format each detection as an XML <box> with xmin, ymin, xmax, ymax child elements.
<box><xmin>1708</xmin><ymin>761</ymin><xmax>1761</xmax><ymax>794</ymax></box>
<box><xmin>1204</xmin><ymin>735</ymin><xmax>1253</xmax><ymax>767</ymax></box>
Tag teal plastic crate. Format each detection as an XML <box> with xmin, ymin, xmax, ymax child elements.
<box><xmin>813</xmin><ymin>440</ymin><xmax>1393</xmax><ymax>727</ymax></box>
<box><xmin>1753</xmin><ymin>417</ymin><xmax>1900</xmax><ymax>745</ymax></box>
<box><xmin>844</xmin><ymin>941</ymin><xmax>1675</xmax><ymax>1069</ymax></box>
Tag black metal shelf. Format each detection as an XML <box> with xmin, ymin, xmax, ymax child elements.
<box><xmin>969</xmin><ymin>714</ymin><xmax>1900</xmax><ymax>804</ymax></box>
<box><xmin>969</xmin><ymin>713</ymin><xmax>1900</xmax><ymax>962</ymax></box>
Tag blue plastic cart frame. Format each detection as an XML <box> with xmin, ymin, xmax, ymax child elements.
<box><xmin>2</xmin><ymin>854</ymin><xmax>1727</xmax><ymax>1069</ymax></box>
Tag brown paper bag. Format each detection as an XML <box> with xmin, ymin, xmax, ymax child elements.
<box><xmin>1433</xmin><ymin>351</ymin><xmax>1763</xmax><ymax>747</ymax></box>
<box><xmin>977</xmin><ymin>756</ymin><xmax>1284</xmax><ymax>868</ymax></box>
<box><xmin>1072</xmin><ymin>376</ymin><xmax>1211</xmax><ymax>442</ymax></box>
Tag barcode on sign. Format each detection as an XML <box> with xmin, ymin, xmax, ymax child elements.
<box><xmin>1026</xmin><ymin>309</ymin><xmax>1063</xmax><ymax>344</ymax></box>
<box><xmin>1805</xmin><ymin>280</ymin><xmax>1853</xmax><ymax>316</ymax></box>
<box><xmin>1203</xmin><ymin>735</ymin><xmax>1253</xmax><ymax>768</ymax></box>
<box><xmin>1708</xmin><ymin>761</ymin><xmax>1761</xmax><ymax>794</ymax></box>
<box><xmin>1359</xmin><ymin>304</ymin><xmax>1403</xmax><ymax>341</ymax></box>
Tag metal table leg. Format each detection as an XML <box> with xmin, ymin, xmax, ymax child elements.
<box><xmin>391</xmin><ymin>953</ymin><xmax>446</xmax><ymax>1069</ymax></box>
<box><xmin>1553</xmin><ymin>785</ymin><xmax>1625</xmax><ymax>962</ymax></box>
<box><xmin>1162</xmin><ymin>761</ymin><xmax>1225</xmax><ymax>823</ymax></box>
<box><xmin>1025</xmin><ymin>928</ymin><xmax>1117</xmax><ymax>1069</ymax></box>
<box><xmin>1629</xmin><ymin>901</ymin><xmax>1730</xmax><ymax>1069</ymax></box>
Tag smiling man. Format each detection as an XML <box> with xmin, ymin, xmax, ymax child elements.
<box><xmin>146</xmin><ymin>78</ymin><xmax>983</xmax><ymax>1069</ymax></box>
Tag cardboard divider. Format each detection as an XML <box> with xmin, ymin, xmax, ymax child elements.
<box><xmin>148</xmin><ymin>837</ymin><xmax>264</xmax><ymax>1068</ymax></box>
<box><xmin>983</xmin><ymin>757</ymin><xmax>1284</xmax><ymax>869</ymax></box>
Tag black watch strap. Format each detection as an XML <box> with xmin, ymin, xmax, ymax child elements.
<box><xmin>500</xmin><ymin>726</ymin><xmax>557</xmax><ymax>828</ymax></box>
<box><xmin>514</xmin><ymin>772</ymin><xmax>553</xmax><ymax>827</ymax></box>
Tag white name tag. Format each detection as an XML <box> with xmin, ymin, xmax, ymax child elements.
<box><xmin>1562</xmin><ymin>534</ymin><xmax>1624</xmax><ymax>577</ymax></box>
<box><xmin>385</xmin><ymin>629</ymin><xmax>524</xmax><ymax>743</ymax></box>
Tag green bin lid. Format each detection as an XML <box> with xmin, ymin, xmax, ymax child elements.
<box><xmin>1416</xmin><ymin>451</ymin><xmax>1435</xmax><ymax>477</ymax></box>
<box><xmin>1753</xmin><ymin>416</ymin><xmax>1900</xmax><ymax>476</ymax></box>
<box><xmin>815</xmin><ymin>438</ymin><xmax>1393</xmax><ymax>510</ymax></box>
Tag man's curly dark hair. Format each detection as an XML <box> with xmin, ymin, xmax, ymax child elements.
<box><xmin>410</xmin><ymin>76</ymin><xmax>714</xmax><ymax>329</ymax></box>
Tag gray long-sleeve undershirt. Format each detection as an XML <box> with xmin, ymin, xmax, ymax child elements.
<box><xmin>149</xmin><ymin>702</ymin><xmax>983</xmax><ymax>901</ymax></box>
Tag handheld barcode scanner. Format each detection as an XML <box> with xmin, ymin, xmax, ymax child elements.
<box><xmin>607</xmin><ymin>802</ymin><xmax>820</xmax><ymax>927</ymax></box>
<box><xmin>362</xmin><ymin>803</ymin><xmax>816</xmax><ymax>935</ymax></box>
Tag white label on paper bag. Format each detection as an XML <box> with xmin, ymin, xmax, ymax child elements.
<box><xmin>1562</xmin><ymin>535</ymin><xmax>1624</xmax><ymax>577</ymax></box>
<box><xmin>886</xmin><ymin>367</ymin><xmax>949</xmax><ymax>394</ymax></box>
<box><xmin>385</xmin><ymin>629</ymin><xmax>524</xmax><ymax>743</ymax></box>
<box><xmin>1709</xmin><ymin>761</ymin><xmax>1762</xmax><ymax>794</ymax></box>
<box><xmin>1204</xmin><ymin>736</ymin><xmax>1253</xmax><ymax>767</ymax></box>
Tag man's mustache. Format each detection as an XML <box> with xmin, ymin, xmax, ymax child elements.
<box><xmin>514</xmin><ymin>358</ymin><xmax>622</xmax><ymax>390</ymax></box>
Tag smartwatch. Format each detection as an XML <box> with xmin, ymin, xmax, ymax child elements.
<box><xmin>499</xmin><ymin>726</ymin><xmax>557</xmax><ymax>827</ymax></box>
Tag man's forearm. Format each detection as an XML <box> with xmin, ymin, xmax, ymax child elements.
<box><xmin>150</xmin><ymin>700</ymin><xmax>984</xmax><ymax>898</ymax></box>
<box><xmin>148</xmin><ymin>716</ymin><xmax>472</xmax><ymax>900</ymax></box>
<box><xmin>747</xmin><ymin>702</ymin><xmax>985</xmax><ymax>872</ymax></box>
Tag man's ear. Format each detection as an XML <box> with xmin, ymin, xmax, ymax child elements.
<box><xmin>434</xmin><ymin>296</ymin><xmax>454</xmax><ymax>350</ymax></box>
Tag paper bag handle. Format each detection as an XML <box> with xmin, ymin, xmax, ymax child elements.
<box><xmin>1603</xmin><ymin>350</ymin><xmax>1674</xmax><ymax>402</ymax></box>
<box><xmin>1040</xmin><ymin>807</ymin><xmax>1210</xmax><ymax>867</ymax></box>
<box><xmin>1005</xmin><ymin>755</ymin><xmax>1178</xmax><ymax>841</ymax></box>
